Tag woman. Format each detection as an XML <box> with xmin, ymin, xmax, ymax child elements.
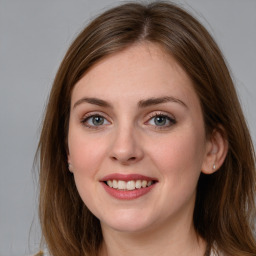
<box><xmin>37</xmin><ymin>1</ymin><xmax>256</xmax><ymax>256</ymax></box>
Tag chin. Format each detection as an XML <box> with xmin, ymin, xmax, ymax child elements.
<box><xmin>102</xmin><ymin>221</ymin><xmax>152</xmax><ymax>233</ymax></box>
<box><xmin>99</xmin><ymin>209</ymin><xmax>157</xmax><ymax>233</ymax></box>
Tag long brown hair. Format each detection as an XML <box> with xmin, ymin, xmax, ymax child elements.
<box><xmin>37</xmin><ymin>1</ymin><xmax>256</xmax><ymax>255</ymax></box>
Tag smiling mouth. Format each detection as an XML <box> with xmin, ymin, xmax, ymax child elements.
<box><xmin>104</xmin><ymin>180</ymin><xmax>157</xmax><ymax>191</ymax></box>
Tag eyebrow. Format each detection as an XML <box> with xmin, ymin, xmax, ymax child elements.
<box><xmin>73</xmin><ymin>96</ymin><xmax>187</xmax><ymax>109</ymax></box>
<box><xmin>138</xmin><ymin>96</ymin><xmax>187</xmax><ymax>108</ymax></box>
<box><xmin>73</xmin><ymin>97</ymin><xmax>112</xmax><ymax>109</ymax></box>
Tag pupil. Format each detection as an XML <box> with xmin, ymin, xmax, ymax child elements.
<box><xmin>93</xmin><ymin>116</ymin><xmax>104</xmax><ymax>125</ymax></box>
<box><xmin>155</xmin><ymin>116</ymin><xmax>166</xmax><ymax>126</ymax></box>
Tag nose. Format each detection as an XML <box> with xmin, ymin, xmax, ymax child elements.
<box><xmin>109</xmin><ymin>125</ymin><xmax>144</xmax><ymax>165</ymax></box>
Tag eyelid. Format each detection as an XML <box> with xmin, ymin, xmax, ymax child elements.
<box><xmin>79</xmin><ymin>110</ymin><xmax>176</xmax><ymax>130</ymax></box>
<box><xmin>146</xmin><ymin>111</ymin><xmax>175</xmax><ymax>121</ymax></box>
<box><xmin>80</xmin><ymin>112</ymin><xmax>111</xmax><ymax>128</ymax></box>
<box><xmin>145</xmin><ymin>111</ymin><xmax>176</xmax><ymax>129</ymax></box>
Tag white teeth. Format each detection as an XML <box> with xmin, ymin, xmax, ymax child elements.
<box><xmin>118</xmin><ymin>180</ymin><xmax>126</xmax><ymax>190</ymax></box>
<box><xmin>127</xmin><ymin>180</ymin><xmax>135</xmax><ymax>190</ymax></box>
<box><xmin>107</xmin><ymin>180</ymin><xmax>113</xmax><ymax>188</ymax></box>
<box><xmin>113</xmin><ymin>180</ymin><xmax>118</xmax><ymax>189</ymax></box>
<box><xmin>135</xmin><ymin>180</ymin><xmax>142</xmax><ymax>189</ymax></box>
<box><xmin>105</xmin><ymin>179</ymin><xmax>155</xmax><ymax>190</ymax></box>
<box><xmin>147</xmin><ymin>181</ymin><xmax>152</xmax><ymax>186</ymax></box>
<box><xmin>141</xmin><ymin>180</ymin><xmax>147</xmax><ymax>188</ymax></box>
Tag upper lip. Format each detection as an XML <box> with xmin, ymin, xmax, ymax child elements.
<box><xmin>100</xmin><ymin>173</ymin><xmax>158</xmax><ymax>182</ymax></box>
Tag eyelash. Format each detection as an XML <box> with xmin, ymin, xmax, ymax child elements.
<box><xmin>146</xmin><ymin>112</ymin><xmax>176</xmax><ymax>130</ymax></box>
<box><xmin>80</xmin><ymin>112</ymin><xmax>176</xmax><ymax>130</ymax></box>
<box><xmin>81</xmin><ymin>113</ymin><xmax>111</xmax><ymax>129</ymax></box>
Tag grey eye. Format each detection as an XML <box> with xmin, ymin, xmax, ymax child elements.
<box><xmin>154</xmin><ymin>116</ymin><xmax>167</xmax><ymax>126</ymax></box>
<box><xmin>91</xmin><ymin>116</ymin><xmax>105</xmax><ymax>126</ymax></box>
<box><xmin>82</xmin><ymin>115</ymin><xmax>110</xmax><ymax>127</ymax></box>
<box><xmin>147</xmin><ymin>114</ymin><xmax>176</xmax><ymax>128</ymax></box>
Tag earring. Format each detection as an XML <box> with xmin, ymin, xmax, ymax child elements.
<box><xmin>68</xmin><ymin>163</ymin><xmax>73</xmax><ymax>173</ymax></box>
<box><xmin>213</xmin><ymin>163</ymin><xmax>216</xmax><ymax>170</ymax></box>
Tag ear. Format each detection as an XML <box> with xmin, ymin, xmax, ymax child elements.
<box><xmin>67</xmin><ymin>155</ymin><xmax>74</xmax><ymax>173</ymax></box>
<box><xmin>201</xmin><ymin>127</ymin><xmax>228</xmax><ymax>174</ymax></box>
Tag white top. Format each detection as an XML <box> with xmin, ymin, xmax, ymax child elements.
<box><xmin>32</xmin><ymin>244</ymin><xmax>224</xmax><ymax>256</ymax></box>
<box><xmin>32</xmin><ymin>249</ymin><xmax>223</xmax><ymax>256</ymax></box>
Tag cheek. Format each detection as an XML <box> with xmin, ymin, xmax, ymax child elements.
<box><xmin>68</xmin><ymin>127</ymin><xmax>107</xmax><ymax>177</ymax></box>
<box><xmin>68</xmin><ymin>129</ymin><xmax>108</xmax><ymax>211</ymax></box>
<box><xmin>148</xmin><ymin>127</ymin><xmax>206</xmax><ymax>184</ymax></box>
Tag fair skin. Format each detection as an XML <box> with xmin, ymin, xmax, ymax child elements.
<box><xmin>68</xmin><ymin>43</ymin><xmax>227</xmax><ymax>256</ymax></box>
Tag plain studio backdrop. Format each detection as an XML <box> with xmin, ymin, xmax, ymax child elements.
<box><xmin>0</xmin><ymin>0</ymin><xmax>255</xmax><ymax>255</ymax></box>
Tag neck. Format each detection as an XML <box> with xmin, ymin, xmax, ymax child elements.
<box><xmin>99</xmin><ymin>216</ymin><xmax>207</xmax><ymax>256</ymax></box>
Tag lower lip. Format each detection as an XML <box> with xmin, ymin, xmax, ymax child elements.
<box><xmin>101</xmin><ymin>182</ymin><xmax>156</xmax><ymax>200</ymax></box>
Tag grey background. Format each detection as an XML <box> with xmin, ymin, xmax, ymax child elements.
<box><xmin>0</xmin><ymin>0</ymin><xmax>255</xmax><ymax>255</ymax></box>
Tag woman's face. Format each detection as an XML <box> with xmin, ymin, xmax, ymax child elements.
<box><xmin>68</xmin><ymin>43</ymin><xmax>212</xmax><ymax>233</ymax></box>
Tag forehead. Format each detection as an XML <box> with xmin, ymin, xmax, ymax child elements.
<box><xmin>71</xmin><ymin>42</ymin><xmax>199</xmax><ymax>107</ymax></box>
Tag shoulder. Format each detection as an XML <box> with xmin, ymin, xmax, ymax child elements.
<box><xmin>32</xmin><ymin>251</ymin><xmax>50</xmax><ymax>256</ymax></box>
<box><xmin>210</xmin><ymin>246</ymin><xmax>225</xmax><ymax>256</ymax></box>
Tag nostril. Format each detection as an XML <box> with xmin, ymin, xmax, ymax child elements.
<box><xmin>110</xmin><ymin>155</ymin><xmax>137</xmax><ymax>164</ymax></box>
<box><xmin>110</xmin><ymin>156</ymin><xmax>136</xmax><ymax>161</ymax></box>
